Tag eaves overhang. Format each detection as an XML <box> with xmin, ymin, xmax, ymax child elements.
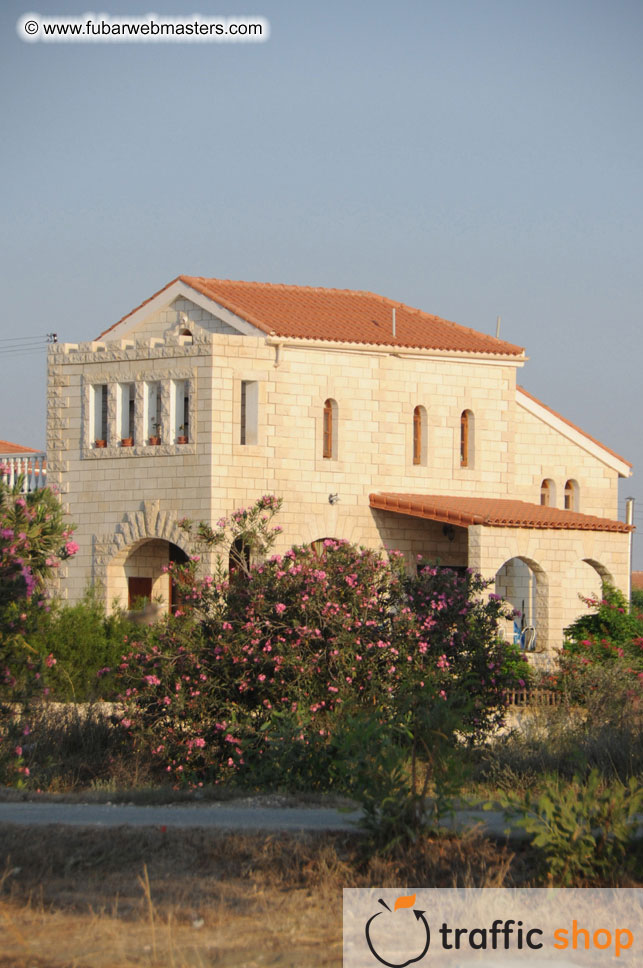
<box><xmin>369</xmin><ymin>493</ymin><xmax>633</xmax><ymax>533</ymax></box>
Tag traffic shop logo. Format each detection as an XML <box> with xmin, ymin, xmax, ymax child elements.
<box><xmin>365</xmin><ymin>894</ymin><xmax>430</xmax><ymax>968</ymax></box>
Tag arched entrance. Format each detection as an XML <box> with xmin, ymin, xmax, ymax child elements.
<box><xmin>495</xmin><ymin>556</ymin><xmax>548</xmax><ymax>651</ymax></box>
<box><xmin>95</xmin><ymin>501</ymin><xmax>193</xmax><ymax>613</ymax></box>
<box><xmin>108</xmin><ymin>538</ymin><xmax>189</xmax><ymax>612</ymax></box>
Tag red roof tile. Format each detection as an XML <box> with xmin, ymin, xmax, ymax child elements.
<box><xmin>369</xmin><ymin>493</ymin><xmax>633</xmax><ymax>533</ymax></box>
<box><xmin>517</xmin><ymin>386</ymin><xmax>631</xmax><ymax>469</ymax></box>
<box><xmin>0</xmin><ymin>440</ymin><xmax>41</xmax><ymax>455</ymax></box>
<box><xmin>100</xmin><ymin>276</ymin><xmax>525</xmax><ymax>357</ymax></box>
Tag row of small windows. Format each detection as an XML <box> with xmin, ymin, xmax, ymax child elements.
<box><xmin>92</xmin><ymin>386</ymin><xmax>582</xmax><ymax>508</ymax></box>
<box><xmin>90</xmin><ymin>380</ymin><xmax>190</xmax><ymax>447</ymax></box>
<box><xmin>541</xmin><ymin>478</ymin><xmax>579</xmax><ymax>511</ymax></box>
<box><xmin>326</xmin><ymin>401</ymin><xmax>476</xmax><ymax>466</ymax></box>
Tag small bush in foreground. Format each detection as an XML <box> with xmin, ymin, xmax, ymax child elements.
<box><xmin>499</xmin><ymin>769</ymin><xmax>643</xmax><ymax>886</ymax></box>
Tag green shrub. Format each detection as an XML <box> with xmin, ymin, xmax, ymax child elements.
<box><xmin>500</xmin><ymin>769</ymin><xmax>643</xmax><ymax>885</ymax></box>
<box><xmin>30</xmin><ymin>590</ymin><xmax>134</xmax><ymax>701</ymax></box>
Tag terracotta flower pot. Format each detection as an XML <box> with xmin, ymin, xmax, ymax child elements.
<box><xmin>176</xmin><ymin>435</ymin><xmax>188</xmax><ymax>445</ymax></box>
<box><xmin>94</xmin><ymin>439</ymin><xmax>107</xmax><ymax>448</ymax></box>
<box><xmin>148</xmin><ymin>436</ymin><xmax>161</xmax><ymax>446</ymax></box>
<box><xmin>121</xmin><ymin>437</ymin><xmax>134</xmax><ymax>447</ymax></box>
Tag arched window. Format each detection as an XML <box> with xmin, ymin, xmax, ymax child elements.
<box><xmin>413</xmin><ymin>406</ymin><xmax>427</xmax><ymax>465</ymax></box>
<box><xmin>323</xmin><ymin>398</ymin><xmax>338</xmax><ymax>459</ymax></box>
<box><xmin>564</xmin><ymin>479</ymin><xmax>579</xmax><ymax>511</ymax></box>
<box><xmin>228</xmin><ymin>537</ymin><xmax>250</xmax><ymax>578</ymax></box>
<box><xmin>540</xmin><ymin>479</ymin><xmax>555</xmax><ymax>506</ymax></box>
<box><xmin>311</xmin><ymin>537</ymin><xmax>336</xmax><ymax>556</ymax></box>
<box><xmin>460</xmin><ymin>410</ymin><xmax>473</xmax><ymax>467</ymax></box>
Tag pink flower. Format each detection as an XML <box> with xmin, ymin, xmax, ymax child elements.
<box><xmin>15</xmin><ymin>746</ymin><xmax>22</xmax><ymax>756</ymax></box>
<box><xmin>45</xmin><ymin>653</ymin><xmax>57</xmax><ymax>667</ymax></box>
<box><xmin>64</xmin><ymin>540</ymin><xmax>79</xmax><ymax>556</ymax></box>
<box><xmin>274</xmin><ymin>603</ymin><xmax>286</xmax><ymax>615</ymax></box>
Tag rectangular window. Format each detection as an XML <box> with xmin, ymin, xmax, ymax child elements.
<box><xmin>146</xmin><ymin>381</ymin><xmax>162</xmax><ymax>443</ymax></box>
<box><xmin>118</xmin><ymin>383</ymin><xmax>135</xmax><ymax>442</ymax></box>
<box><xmin>172</xmin><ymin>379</ymin><xmax>190</xmax><ymax>443</ymax></box>
<box><xmin>240</xmin><ymin>380</ymin><xmax>258</xmax><ymax>445</ymax></box>
<box><xmin>92</xmin><ymin>384</ymin><xmax>108</xmax><ymax>444</ymax></box>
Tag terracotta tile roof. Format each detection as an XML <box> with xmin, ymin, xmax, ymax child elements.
<box><xmin>100</xmin><ymin>275</ymin><xmax>525</xmax><ymax>357</ymax></box>
<box><xmin>369</xmin><ymin>493</ymin><xmax>633</xmax><ymax>533</ymax></box>
<box><xmin>0</xmin><ymin>440</ymin><xmax>41</xmax><ymax>455</ymax></box>
<box><xmin>517</xmin><ymin>386</ymin><xmax>631</xmax><ymax>469</ymax></box>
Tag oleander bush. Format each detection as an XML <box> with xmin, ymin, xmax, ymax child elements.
<box><xmin>114</xmin><ymin>497</ymin><xmax>528</xmax><ymax>816</ymax></box>
<box><xmin>0</xmin><ymin>470</ymin><xmax>78</xmax><ymax>785</ymax></box>
<box><xmin>558</xmin><ymin>583</ymin><xmax>643</xmax><ymax>701</ymax></box>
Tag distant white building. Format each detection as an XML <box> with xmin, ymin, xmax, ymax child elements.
<box><xmin>0</xmin><ymin>439</ymin><xmax>47</xmax><ymax>493</ymax></box>
<box><xmin>46</xmin><ymin>275</ymin><xmax>633</xmax><ymax>655</ymax></box>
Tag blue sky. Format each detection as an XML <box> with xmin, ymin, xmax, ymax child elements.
<box><xmin>2</xmin><ymin>0</ymin><xmax>642</xmax><ymax>560</ymax></box>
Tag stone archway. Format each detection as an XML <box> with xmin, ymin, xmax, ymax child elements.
<box><xmin>560</xmin><ymin>557</ymin><xmax>614</xmax><ymax>634</ymax></box>
<box><xmin>93</xmin><ymin>500</ymin><xmax>193</xmax><ymax>611</ymax></box>
<box><xmin>495</xmin><ymin>555</ymin><xmax>548</xmax><ymax>652</ymax></box>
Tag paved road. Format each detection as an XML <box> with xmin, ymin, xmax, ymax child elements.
<box><xmin>0</xmin><ymin>800</ymin><xmax>516</xmax><ymax>837</ymax></box>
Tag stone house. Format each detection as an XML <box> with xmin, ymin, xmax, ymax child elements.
<box><xmin>46</xmin><ymin>275</ymin><xmax>633</xmax><ymax>655</ymax></box>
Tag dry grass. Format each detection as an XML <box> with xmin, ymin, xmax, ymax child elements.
<box><xmin>0</xmin><ymin>824</ymin><xmax>526</xmax><ymax>968</ymax></box>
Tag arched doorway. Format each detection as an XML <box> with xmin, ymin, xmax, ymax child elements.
<box><xmin>108</xmin><ymin>538</ymin><xmax>189</xmax><ymax>613</ymax></box>
<box><xmin>495</xmin><ymin>556</ymin><xmax>548</xmax><ymax>651</ymax></box>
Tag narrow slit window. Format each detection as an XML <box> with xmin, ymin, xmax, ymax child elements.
<box><xmin>323</xmin><ymin>398</ymin><xmax>338</xmax><ymax>460</ymax></box>
<box><xmin>240</xmin><ymin>381</ymin><xmax>258</xmax><ymax>446</ymax></box>
<box><xmin>460</xmin><ymin>410</ymin><xmax>473</xmax><ymax>467</ymax></box>
<box><xmin>413</xmin><ymin>406</ymin><xmax>427</xmax><ymax>465</ymax></box>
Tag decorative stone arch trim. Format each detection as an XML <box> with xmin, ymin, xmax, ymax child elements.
<box><xmin>92</xmin><ymin>500</ymin><xmax>193</xmax><ymax>590</ymax></box>
<box><xmin>298</xmin><ymin>511</ymin><xmax>362</xmax><ymax>548</ymax></box>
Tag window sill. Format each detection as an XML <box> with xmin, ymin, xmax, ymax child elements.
<box><xmin>83</xmin><ymin>442</ymin><xmax>197</xmax><ymax>458</ymax></box>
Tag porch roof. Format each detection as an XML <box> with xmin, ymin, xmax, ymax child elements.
<box><xmin>369</xmin><ymin>493</ymin><xmax>633</xmax><ymax>533</ymax></box>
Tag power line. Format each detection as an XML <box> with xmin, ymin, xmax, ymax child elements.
<box><xmin>0</xmin><ymin>334</ymin><xmax>51</xmax><ymax>344</ymax></box>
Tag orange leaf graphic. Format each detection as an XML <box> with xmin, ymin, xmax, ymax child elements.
<box><xmin>394</xmin><ymin>893</ymin><xmax>417</xmax><ymax>911</ymax></box>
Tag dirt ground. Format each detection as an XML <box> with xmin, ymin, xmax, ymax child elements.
<box><xmin>0</xmin><ymin>824</ymin><xmax>524</xmax><ymax>968</ymax></box>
